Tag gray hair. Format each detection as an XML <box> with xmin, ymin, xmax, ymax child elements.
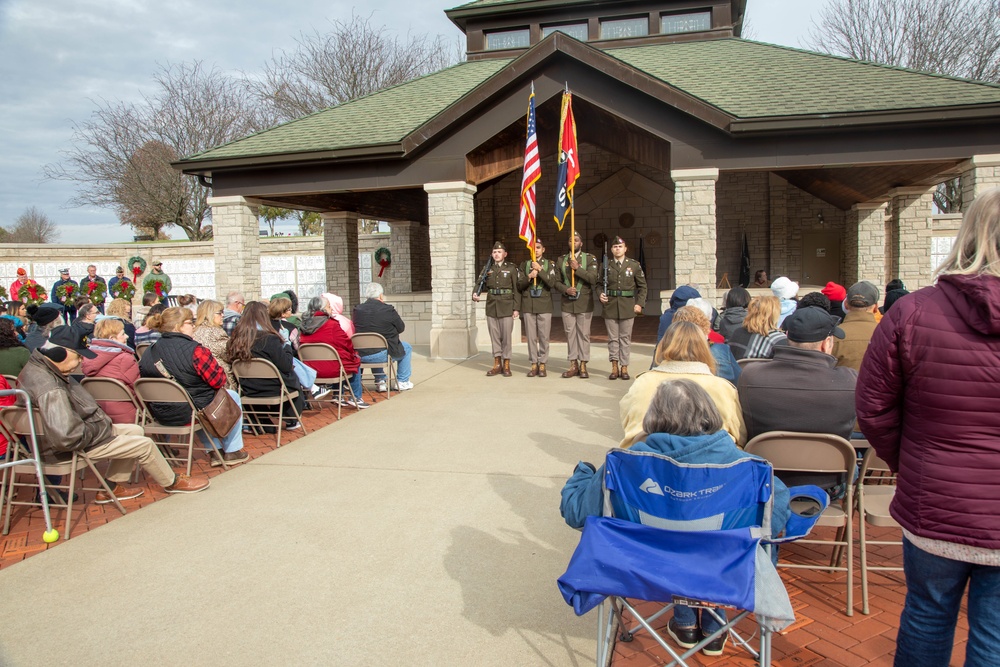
<box><xmin>364</xmin><ymin>283</ymin><xmax>385</xmax><ymax>299</ymax></box>
<box><xmin>225</xmin><ymin>291</ymin><xmax>244</xmax><ymax>307</ymax></box>
<box><xmin>936</xmin><ymin>187</ymin><xmax>1000</xmax><ymax>279</ymax></box>
<box><xmin>306</xmin><ymin>296</ymin><xmax>328</xmax><ymax>313</ymax></box>
<box><xmin>642</xmin><ymin>379</ymin><xmax>724</xmax><ymax>437</ymax></box>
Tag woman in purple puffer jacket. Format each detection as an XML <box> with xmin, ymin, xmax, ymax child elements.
<box><xmin>857</xmin><ymin>187</ymin><xmax>1000</xmax><ymax>667</ymax></box>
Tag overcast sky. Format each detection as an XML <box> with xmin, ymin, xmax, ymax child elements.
<box><xmin>0</xmin><ymin>0</ymin><xmax>820</xmax><ymax>242</ymax></box>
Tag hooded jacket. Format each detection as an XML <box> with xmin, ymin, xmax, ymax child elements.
<box><xmin>857</xmin><ymin>273</ymin><xmax>1000</xmax><ymax>549</ymax></box>
<box><xmin>80</xmin><ymin>338</ymin><xmax>140</xmax><ymax>424</ymax></box>
<box><xmin>656</xmin><ymin>285</ymin><xmax>701</xmax><ymax>344</ymax></box>
<box><xmin>716</xmin><ymin>306</ymin><xmax>748</xmax><ymax>340</ymax></box>
<box><xmin>560</xmin><ymin>430</ymin><xmax>790</xmax><ymax>536</ymax></box>
<box><xmin>299</xmin><ymin>311</ymin><xmax>359</xmax><ymax>378</ymax></box>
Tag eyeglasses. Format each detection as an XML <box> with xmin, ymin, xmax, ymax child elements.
<box><xmin>182</xmin><ymin>319</ymin><xmax>194</xmax><ymax>326</ymax></box>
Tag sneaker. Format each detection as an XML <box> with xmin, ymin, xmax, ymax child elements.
<box><xmin>312</xmin><ymin>386</ymin><xmax>332</xmax><ymax>401</ymax></box>
<box><xmin>284</xmin><ymin>421</ymin><xmax>302</xmax><ymax>431</ymax></box>
<box><xmin>95</xmin><ymin>484</ymin><xmax>144</xmax><ymax>504</ymax></box>
<box><xmin>345</xmin><ymin>398</ymin><xmax>371</xmax><ymax>410</ymax></box>
<box><xmin>396</xmin><ymin>380</ymin><xmax>414</xmax><ymax>391</ymax></box>
<box><xmin>164</xmin><ymin>474</ymin><xmax>211</xmax><ymax>494</ymax></box>
<box><xmin>666</xmin><ymin>619</ymin><xmax>699</xmax><ymax>650</ymax></box>
<box><xmin>375</xmin><ymin>380</ymin><xmax>387</xmax><ymax>393</ymax></box>
<box><xmin>701</xmin><ymin>630</ymin><xmax>728</xmax><ymax>657</ymax></box>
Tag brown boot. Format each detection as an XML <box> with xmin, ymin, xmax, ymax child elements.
<box><xmin>538</xmin><ymin>363</ymin><xmax>547</xmax><ymax>377</ymax></box>
<box><xmin>486</xmin><ymin>356</ymin><xmax>502</xmax><ymax>376</ymax></box>
<box><xmin>527</xmin><ymin>363</ymin><xmax>538</xmax><ymax>377</ymax></box>
<box><xmin>561</xmin><ymin>361</ymin><xmax>579</xmax><ymax>378</ymax></box>
<box><xmin>609</xmin><ymin>360</ymin><xmax>619</xmax><ymax>380</ymax></box>
<box><xmin>620</xmin><ymin>365</ymin><xmax>630</xmax><ymax>380</ymax></box>
<box><xmin>579</xmin><ymin>361</ymin><xmax>590</xmax><ymax>379</ymax></box>
<box><xmin>502</xmin><ymin>359</ymin><xmax>512</xmax><ymax>377</ymax></box>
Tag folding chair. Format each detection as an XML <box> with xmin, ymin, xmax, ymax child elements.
<box><xmin>857</xmin><ymin>447</ymin><xmax>902</xmax><ymax>615</ymax></box>
<box><xmin>558</xmin><ymin>450</ymin><xmax>828</xmax><ymax>667</ymax></box>
<box><xmin>736</xmin><ymin>357</ymin><xmax>769</xmax><ymax>368</ymax></box>
<box><xmin>2</xmin><ymin>375</ymin><xmax>17</xmax><ymax>387</ymax></box>
<box><xmin>133</xmin><ymin>378</ymin><xmax>227</xmax><ymax>474</ymax></box>
<box><xmin>298</xmin><ymin>343</ymin><xmax>358</xmax><ymax>419</ymax></box>
<box><xmin>231</xmin><ymin>359</ymin><xmax>308</xmax><ymax>447</ymax></box>
<box><xmin>1</xmin><ymin>405</ymin><xmax>126</xmax><ymax>540</ymax></box>
<box><xmin>135</xmin><ymin>343</ymin><xmax>152</xmax><ymax>360</ymax></box>
<box><xmin>745</xmin><ymin>431</ymin><xmax>858</xmax><ymax>616</ymax></box>
<box><xmin>351</xmin><ymin>332</ymin><xmax>395</xmax><ymax>399</ymax></box>
<box><xmin>81</xmin><ymin>377</ymin><xmax>142</xmax><ymax>425</ymax></box>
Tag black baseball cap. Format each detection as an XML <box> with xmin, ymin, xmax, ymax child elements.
<box><xmin>847</xmin><ymin>281</ymin><xmax>880</xmax><ymax>308</ymax></box>
<box><xmin>783</xmin><ymin>307</ymin><xmax>845</xmax><ymax>343</ymax></box>
<box><xmin>46</xmin><ymin>325</ymin><xmax>96</xmax><ymax>358</ymax></box>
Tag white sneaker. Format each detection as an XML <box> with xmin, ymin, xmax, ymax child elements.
<box><xmin>345</xmin><ymin>398</ymin><xmax>371</xmax><ymax>410</ymax></box>
<box><xmin>312</xmin><ymin>386</ymin><xmax>332</xmax><ymax>400</ymax></box>
<box><xmin>375</xmin><ymin>380</ymin><xmax>388</xmax><ymax>393</ymax></box>
<box><xmin>396</xmin><ymin>380</ymin><xmax>414</xmax><ymax>391</ymax></box>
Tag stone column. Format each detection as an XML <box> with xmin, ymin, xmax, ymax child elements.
<box><xmin>889</xmin><ymin>187</ymin><xmax>935</xmax><ymax>291</ymax></box>
<box><xmin>425</xmin><ymin>181</ymin><xmax>477</xmax><ymax>359</ymax></box>
<box><xmin>321</xmin><ymin>211</ymin><xmax>360</xmax><ymax>310</ymax></box>
<box><xmin>845</xmin><ymin>203</ymin><xmax>886</xmax><ymax>284</ymax></box>
<box><xmin>387</xmin><ymin>221</ymin><xmax>417</xmax><ymax>294</ymax></box>
<box><xmin>768</xmin><ymin>174</ymin><xmax>789</xmax><ymax>279</ymax></box>
<box><xmin>208</xmin><ymin>196</ymin><xmax>261</xmax><ymax>301</ymax></box>
<box><xmin>672</xmin><ymin>168</ymin><xmax>719</xmax><ymax>301</ymax></box>
<box><xmin>960</xmin><ymin>154</ymin><xmax>1000</xmax><ymax>210</ymax></box>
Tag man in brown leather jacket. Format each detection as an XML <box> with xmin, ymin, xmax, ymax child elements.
<box><xmin>17</xmin><ymin>326</ymin><xmax>209</xmax><ymax>502</ymax></box>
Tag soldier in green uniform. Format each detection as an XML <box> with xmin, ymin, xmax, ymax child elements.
<box><xmin>517</xmin><ymin>239</ymin><xmax>558</xmax><ymax>377</ymax></box>
<box><xmin>599</xmin><ymin>235</ymin><xmax>647</xmax><ymax>380</ymax></box>
<box><xmin>472</xmin><ymin>242</ymin><xmax>522</xmax><ymax>377</ymax></box>
<box><xmin>556</xmin><ymin>231</ymin><xmax>599</xmax><ymax>379</ymax></box>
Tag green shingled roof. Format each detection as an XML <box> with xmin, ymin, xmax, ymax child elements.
<box><xmin>609</xmin><ymin>39</ymin><xmax>1000</xmax><ymax>118</ymax></box>
<box><xmin>182</xmin><ymin>38</ymin><xmax>1000</xmax><ymax>164</ymax></box>
<box><xmin>182</xmin><ymin>59</ymin><xmax>511</xmax><ymax>162</ymax></box>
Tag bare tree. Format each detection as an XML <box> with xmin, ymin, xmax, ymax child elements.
<box><xmin>8</xmin><ymin>207</ymin><xmax>60</xmax><ymax>244</ymax></box>
<box><xmin>45</xmin><ymin>62</ymin><xmax>275</xmax><ymax>240</ymax></box>
<box><xmin>804</xmin><ymin>0</ymin><xmax>1000</xmax><ymax>211</ymax></box>
<box><xmin>254</xmin><ymin>13</ymin><xmax>461</xmax><ymax>121</ymax></box>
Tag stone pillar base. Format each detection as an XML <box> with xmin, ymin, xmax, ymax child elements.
<box><xmin>431</xmin><ymin>327</ymin><xmax>478</xmax><ymax>359</ymax></box>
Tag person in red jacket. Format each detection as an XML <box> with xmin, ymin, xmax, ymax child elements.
<box><xmin>81</xmin><ymin>318</ymin><xmax>140</xmax><ymax>424</ymax></box>
<box><xmin>858</xmin><ymin>187</ymin><xmax>1000</xmax><ymax>667</ymax></box>
<box><xmin>299</xmin><ymin>296</ymin><xmax>368</xmax><ymax>409</ymax></box>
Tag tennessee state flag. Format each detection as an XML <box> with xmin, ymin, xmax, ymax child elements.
<box><xmin>553</xmin><ymin>92</ymin><xmax>580</xmax><ymax>231</ymax></box>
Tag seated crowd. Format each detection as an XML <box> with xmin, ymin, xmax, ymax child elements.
<box><xmin>1</xmin><ymin>285</ymin><xmax>414</xmax><ymax>510</ymax></box>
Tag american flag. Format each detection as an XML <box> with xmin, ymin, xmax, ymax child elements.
<box><xmin>519</xmin><ymin>88</ymin><xmax>541</xmax><ymax>252</ymax></box>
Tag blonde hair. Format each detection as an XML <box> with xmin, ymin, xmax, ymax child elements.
<box><xmin>672</xmin><ymin>305</ymin><xmax>711</xmax><ymax>337</ymax></box>
<box><xmin>268</xmin><ymin>296</ymin><xmax>292</xmax><ymax>320</ymax></box>
<box><xmin>195</xmin><ymin>299</ymin><xmax>223</xmax><ymax>328</ymax></box>
<box><xmin>936</xmin><ymin>187</ymin><xmax>1000</xmax><ymax>278</ymax></box>
<box><xmin>147</xmin><ymin>306</ymin><xmax>190</xmax><ymax>333</ymax></box>
<box><xmin>105</xmin><ymin>298</ymin><xmax>131</xmax><ymax>319</ymax></box>
<box><xmin>743</xmin><ymin>296</ymin><xmax>780</xmax><ymax>336</ymax></box>
<box><xmin>93</xmin><ymin>318</ymin><xmax>124</xmax><ymax>340</ymax></box>
<box><xmin>654</xmin><ymin>321</ymin><xmax>716</xmax><ymax>373</ymax></box>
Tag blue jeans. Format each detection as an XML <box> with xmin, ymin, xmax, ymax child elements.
<box><xmin>673</xmin><ymin>604</ymin><xmax>726</xmax><ymax>636</ymax></box>
<box><xmin>359</xmin><ymin>341</ymin><xmax>412</xmax><ymax>382</ymax></box>
<box><xmin>895</xmin><ymin>537</ymin><xmax>1000</xmax><ymax>667</ymax></box>
<box><xmin>196</xmin><ymin>389</ymin><xmax>244</xmax><ymax>453</ymax></box>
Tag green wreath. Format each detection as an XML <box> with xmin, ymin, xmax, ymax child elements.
<box><xmin>375</xmin><ymin>247</ymin><xmax>392</xmax><ymax>277</ymax></box>
<box><xmin>143</xmin><ymin>274</ymin><xmax>172</xmax><ymax>298</ymax></box>
<box><xmin>18</xmin><ymin>282</ymin><xmax>46</xmax><ymax>306</ymax></box>
<box><xmin>110</xmin><ymin>278</ymin><xmax>136</xmax><ymax>302</ymax></box>
<box><xmin>0</xmin><ymin>285</ymin><xmax>7</xmax><ymax>300</ymax></box>
<box><xmin>83</xmin><ymin>279</ymin><xmax>107</xmax><ymax>305</ymax></box>
<box><xmin>55</xmin><ymin>281</ymin><xmax>79</xmax><ymax>303</ymax></box>
<box><xmin>127</xmin><ymin>256</ymin><xmax>147</xmax><ymax>281</ymax></box>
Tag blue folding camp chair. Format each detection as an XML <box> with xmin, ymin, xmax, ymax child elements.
<box><xmin>558</xmin><ymin>449</ymin><xmax>828</xmax><ymax>667</ymax></box>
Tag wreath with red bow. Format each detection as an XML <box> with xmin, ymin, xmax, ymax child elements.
<box><xmin>374</xmin><ymin>247</ymin><xmax>391</xmax><ymax>277</ymax></box>
<box><xmin>127</xmin><ymin>256</ymin><xmax>147</xmax><ymax>282</ymax></box>
<box><xmin>55</xmin><ymin>281</ymin><xmax>79</xmax><ymax>302</ymax></box>
<box><xmin>17</xmin><ymin>282</ymin><xmax>46</xmax><ymax>306</ymax></box>
<box><xmin>143</xmin><ymin>274</ymin><xmax>172</xmax><ymax>298</ymax></box>
<box><xmin>84</xmin><ymin>280</ymin><xmax>107</xmax><ymax>305</ymax></box>
<box><xmin>110</xmin><ymin>279</ymin><xmax>136</xmax><ymax>302</ymax></box>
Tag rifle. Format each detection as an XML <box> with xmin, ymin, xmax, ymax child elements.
<box><xmin>474</xmin><ymin>257</ymin><xmax>494</xmax><ymax>297</ymax></box>
<box><xmin>602</xmin><ymin>240</ymin><xmax>609</xmax><ymax>296</ymax></box>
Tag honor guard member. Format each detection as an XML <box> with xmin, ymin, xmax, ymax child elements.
<box><xmin>599</xmin><ymin>235</ymin><xmax>647</xmax><ymax>380</ymax></box>
<box><xmin>556</xmin><ymin>231</ymin><xmax>599</xmax><ymax>378</ymax></box>
<box><xmin>517</xmin><ymin>239</ymin><xmax>558</xmax><ymax>377</ymax></box>
<box><xmin>472</xmin><ymin>242</ymin><xmax>522</xmax><ymax>377</ymax></box>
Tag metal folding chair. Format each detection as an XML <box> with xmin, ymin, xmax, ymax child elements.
<box><xmin>0</xmin><ymin>403</ymin><xmax>126</xmax><ymax>541</ymax></box>
<box><xmin>133</xmin><ymin>378</ymin><xmax>227</xmax><ymax>473</ymax></box>
<box><xmin>298</xmin><ymin>343</ymin><xmax>358</xmax><ymax>419</ymax></box>
<box><xmin>231</xmin><ymin>358</ymin><xmax>308</xmax><ymax>447</ymax></box>
<box><xmin>81</xmin><ymin>377</ymin><xmax>142</xmax><ymax>425</ymax></box>
<box><xmin>135</xmin><ymin>343</ymin><xmax>152</xmax><ymax>360</ymax></box>
<box><xmin>856</xmin><ymin>447</ymin><xmax>902</xmax><ymax>615</ymax></box>
<box><xmin>351</xmin><ymin>332</ymin><xmax>395</xmax><ymax>398</ymax></box>
<box><xmin>745</xmin><ymin>431</ymin><xmax>858</xmax><ymax>616</ymax></box>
